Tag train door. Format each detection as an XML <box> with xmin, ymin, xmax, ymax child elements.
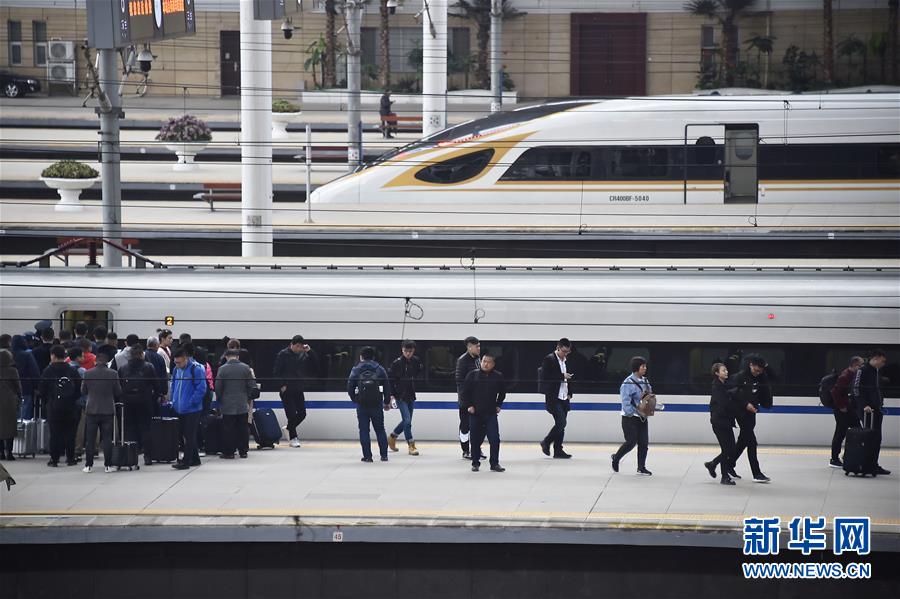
<box><xmin>58</xmin><ymin>310</ymin><xmax>113</xmax><ymax>338</ymax></box>
<box><xmin>723</xmin><ymin>124</ymin><xmax>759</xmax><ymax>204</ymax></box>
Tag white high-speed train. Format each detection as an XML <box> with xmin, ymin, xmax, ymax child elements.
<box><xmin>1</xmin><ymin>265</ymin><xmax>897</xmax><ymax>446</ymax></box>
<box><xmin>311</xmin><ymin>93</ymin><xmax>900</xmax><ymax>207</ymax></box>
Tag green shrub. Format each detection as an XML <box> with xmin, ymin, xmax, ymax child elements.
<box><xmin>41</xmin><ymin>160</ymin><xmax>99</xmax><ymax>179</ymax></box>
<box><xmin>272</xmin><ymin>98</ymin><xmax>301</xmax><ymax>113</ymax></box>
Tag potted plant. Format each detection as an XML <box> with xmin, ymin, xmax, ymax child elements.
<box><xmin>271</xmin><ymin>98</ymin><xmax>302</xmax><ymax>139</ymax></box>
<box><xmin>40</xmin><ymin>160</ymin><xmax>99</xmax><ymax>212</ymax></box>
<box><xmin>156</xmin><ymin>115</ymin><xmax>213</xmax><ymax>171</ymax></box>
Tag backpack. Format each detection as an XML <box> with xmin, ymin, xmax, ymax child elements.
<box><xmin>818</xmin><ymin>369</ymin><xmax>838</xmax><ymax>408</ymax></box>
<box><xmin>121</xmin><ymin>366</ymin><xmax>146</xmax><ymax>402</ymax></box>
<box><xmin>356</xmin><ymin>368</ymin><xmax>382</xmax><ymax>407</ymax></box>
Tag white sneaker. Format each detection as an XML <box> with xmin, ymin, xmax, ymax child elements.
<box><xmin>82</xmin><ymin>466</ymin><xmax>92</xmax><ymax>473</ymax></box>
<box><xmin>104</xmin><ymin>466</ymin><xmax>115</xmax><ymax>473</ymax></box>
<box><xmin>290</xmin><ymin>438</ymin><xmax>301</xmax><ymax>448</ymax></box>
<box><xmin>198</xmin><ymin>451</ymin><xmax>207</xmax><ymax>457</ymax></box>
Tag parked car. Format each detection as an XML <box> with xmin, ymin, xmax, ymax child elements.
<box><xmin>1</xmin><ymin>71</ymin><xmax>41</xmax><ymax>98</ymax></box>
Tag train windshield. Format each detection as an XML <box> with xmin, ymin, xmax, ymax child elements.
<box><xmin>358</xmin><ymin>101</ymin><xmax>595</xmax><ymax>172</ymax></box>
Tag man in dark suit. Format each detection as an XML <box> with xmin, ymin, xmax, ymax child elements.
<box><xmin>455</xmin><ymin>336</ymin><xmax>481</xmax><ymax>459</ymax></box>
<box><xmin>539</xmin><ymin>338</ymin><xmax>574</xmax><ymax>459</ymax></box>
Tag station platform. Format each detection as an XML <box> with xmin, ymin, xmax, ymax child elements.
<box><xmin>2</xmin><ymin>441</ymin><xmax>898</xmax><ymax>550</ymax></box>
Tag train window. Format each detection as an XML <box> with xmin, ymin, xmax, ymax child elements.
<box><xmin>563</xmin><ymin>344</ymin><xmax>651</xmax><ymax>393</ymax></box>
<box><xmin>480</xmin><ymin>343</ymin><xmax>519</xmax><ymax>390</ymax></box>
<box><xmin>876</xmin><ymin>145</ymin><xmax>900</xmax><ymax>177</ymax></box>
<box><xmin>319</xmin><ymin>343</ymin><xmax>385</xmax><ymax>390</ymax></box>
<box><xmin>500</xmin><ymin>146</ymin><xmax>593</xmax><ymax>181</ymax></box>
<box><xmin>59</xmin><ymin>310</ymin><xmax>112</xmax><ymax>338</ymax></box>
<box><xmin>414</xmin><ymin>149</ymin><xmax>495</xmax><ymax>184</ymax></box>
<box><xmin>688</xmin><ymin>346</ymin><xmax>784</xmax><ymax>392</ymax></box>
<box><xmin>424</xmin><ymin>343</ymin><xmax>464</xmax><ymax>391</ymax></box>
<box><xmin>602</xmin><ymin>146</ymin><xmax>678</xmax><ymax>180</ymax></box>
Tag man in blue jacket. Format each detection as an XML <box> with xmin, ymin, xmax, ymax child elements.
<box><xmin>169</xmin><ymin>347</ymin><xmax>207</xmax><ymax>470</ymax></box>
<box><xmin>347</xmin><ymin>347</ymin><xmax>391</xmax><ymax>462</ymax></box>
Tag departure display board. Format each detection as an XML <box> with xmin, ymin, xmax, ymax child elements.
<box><xmin>87</xmin><ymin>0</ymin><xmax>196</xmax><ymax>49</ymax></box>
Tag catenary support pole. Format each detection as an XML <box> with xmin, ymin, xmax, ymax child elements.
<box><xmin>240</xmin><ymin>1</ymin><xmax>274</xmax><ymax>257</ymax></box>
<box><xmin>98</xmin><ymin>48</ymin><xmax>122</xmax><ymax>267</ymax></box>
<box><xmin>490</xmin><ymin>0</ymin><xmax>502</xmax><ymax>114</ymax></box>
<box><xmin>422</xmin><ymin>0</ymin><xmax>448</xmax><ymax>137</ymax></box>
<box><xmin>345</xmin><ymin>1</ymin><xmax>363</xmax><ymax>171</ymax></box>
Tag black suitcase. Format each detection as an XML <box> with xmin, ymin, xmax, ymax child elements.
<box><xmin>111</xmin><ymin>402</ymin><xmax>140</xmax><ymax>471</ymax></box>
<box><xmin>251</xmin><ymin>408</ymin><xmax>281</xmax><ymax>449</ymax></box>
<box><xmin>150</xmin><ymin>417</ymin><xmax>179</xmax><ymax>463</ymax></box>
<box><xmin>204</xmin><ymin>413</ymin><xmax>224</xmax><ymax>455</ymax></box>
<box><xmin>844</xmin><ymin>412</ymin><xmax>878</xmax><ymax>477</ymax></box>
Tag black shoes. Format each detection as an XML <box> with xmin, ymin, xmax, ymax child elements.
<box><xmin>829</xmin><ymin>458</ymin><xmax>843</xmax><ymax>469</ymax></box>
<box><xmin>172</xmin><ymin>462</ymin><xmax>189</xmax><ymax>470</ymax></box>
<box><xmin>361</xmin><ymin>456</ymin><xmax>373</xmax><ymax>463</ymax></box>
<box><xmin>721</xmin><ymin>476</ymin><xmax>736</xmax><ymax>486</ymax></box>
<box><xmin>471</xmin><ymin>463</ymin><xmax>480</xmax><ymax>472</ymax></box>
<box><xmin>46</xmin><ymin>460</ymin><xmax>58</xmax><ymax>467</ymax></box>
<box><xmin>219</xmin><ymin>454</ymin><xmax>235</xmax><ymax>460</ymax></box>
<box><xmin>490</xmin><ymin>464</ymin><xmax>506</xmax><ymax>472</ymax></box>
<box><xmin>876</xmin><ymin>466</ymin><xmax>891</xmax><ymax>476</ymax></box>
<box><xmin>553</xmin><ymin>451</ymin><xmax>572</xmax><ymax>459</ymax></box>
<box><xmin>611</xmin><ymin>454</ymin><xmax>620</xmax><ymax>473</ymax></box>
<box><xmin>540</xmin><ymin>440</ymin><xmax>550</xmax><ymax>456</ymax></box>
<box><xmin>636</xmin><ymin>467</ymin><xmax>653</xmax><ymax>476</ymax></box>
<box><xmin>462</xmin><ymin>451</ymin><xmax>471</xmax><ymax>460</ymax></box>
<box><xmin>727</xmin><ymin>469</ymin><xmax>741</xmax><ymax>479</ymax></box>
<box><xmin>752</xmin><ymin>473</ymin><xmax>771</xmax><ymax>483</ymax></box>
<box><xmin>239</xmin><ymin>453</ymin><xmax>248</xmax><ymax>459</ymax></box>
<box><xmin>704</xmin><ymin>461</ymin><xmax>717</xmax><ymax>479</ymax></box>
<box><xmin>380</xmin><ymin>456</ymin><xmax>389</xmax><ymax>462</ymax></box>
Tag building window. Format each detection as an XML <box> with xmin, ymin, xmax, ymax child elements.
<box><xmin>33</xmin><ymin>21</ymin><xmax>47</xmax><ymax>67</ymax></box>
<box><xmin>700</xmin><ymin>24</ymin><xmax>716</xmax><ymax>70</ymax></box>
<box><xmin>8</xmin><ymin>20</ymin><xmax>22</xmax><ymax>66</ymax></box>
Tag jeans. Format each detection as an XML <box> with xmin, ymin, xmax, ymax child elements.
<box><xmin>84</xmin><ymin>414</ymin><xmax>113</xmax><ymax>467</ymax></box>
<box><xmin>469</xmin><ymin>412</ymin><xmax>501</xmax><ymax>467</ymax></box>
<box><xmin>709</xmin><ymin>420</ymin><xmax>736</xmax><ymax>477</ymax></box>
<box><xmin>356</xmin><ymin>406</ymin><xmax>388</xmax><ymax>459</ymax></box>
<box><xmin>544</xmin><ymin>401</ymin><xmax>568</xmax><ymax>452</ymax></box>
<box><xmin>223</xmin><ymin>413</ymin><xmax>249</xmax><ymax>457</ymax></box>
<box><xmin>613</xmin><ymin>415</ymin><xmax>649</xmax><ymax>470</ymax></box>
<box><xmin>177</xmin><ymin>411</ymin><xmax>202</xmax><ymax>466</ymax></box>
<box><xmin>831</xmin><ymin>409</ymin><xmax>860</xmax><ymax>461</ymax></box>
<box><xmin>391</xmin><ymin>400</ymin><xmax>415</xmax><ymax>441</ymax></box>
<box><xmin>280</xmin><ymin>389</ymin><xmax>307</xmax><ymax>440</ymax></box>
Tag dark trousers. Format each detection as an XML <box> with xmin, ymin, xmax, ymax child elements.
<box><xmin>223</xmin><ymin>413</ymin><xmax>249</xmax><ymax>457</ymax></box>
<box><xmin>457</xmin><ymin>400</ymin><xmax>470</xmax><ymax>453</ymax></box>
<box><xmin>831</xmin><ymin>409</ymin><xmax>860</xmax><ymax>461</ymax></box>
<box><xmin>48</xmin><ymin>415</ymin><xmax>77</xmax><ymax>464</ymax></box>
<box><xmin>709</xmin><ymin>420</ymin><xmax>736</xmax><ymax>477</ymax></box>
<box><xmin>469</xmin><ymin>413</ymin><xmax>500</xmax><ymax>467</ymax></box>
<box><xmin>177</xmin><ymin>411</ymin><xmax>202</xmax><ymax>466</ymax></box>
<box><xmin>733</xmin><ymin>416</ymin><xmax>761</xmax><ymax>476</ymax></box>
<box><xmin>280</xmin><ymin>389</ymin><xmax>307</xmax><ymax>440</ymax></box>
<box><xmin>544</xmin><ymin>401</ymin><xmax>568</xmax><ymax>452</ymax></box>
<box><xmin>356</xmin><ymin>406</ymin><xmax>388</xmax><ymax>459</ymax></box>
<box><xmin>124</xmin><ymin>400</ymin><xmax>154</xmax><ymax>455</ymax></box>
<box><xmin>197</xmin><ymin>391</ymin><xmax>213</xmax><ymax>451</ymax></box>
<box><xmin>84</xmin><ymin>414</ymin><xmax>113</xmax><ymax>468</ymax></box>
<box><xmin>613</xmin><ymin>416</ymin><xmax>649</xmax><ymax>469</ymax></box>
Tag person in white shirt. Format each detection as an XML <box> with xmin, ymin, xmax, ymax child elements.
<box><xmin>157</xmin><ymin>329</ymin><xmax>173</xmax><ymax>374</ymax></box>
<box><xmin>539</xmin><ymin>338</ymin><xmax>574</xmax><ymax>459</ymax></box>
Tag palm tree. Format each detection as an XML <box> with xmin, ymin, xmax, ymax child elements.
<box><xmin>684</xmin><ymin>0</ymin><xmax>758</xmax><ymax>87</ymax></box>
<box><xmin>305</xmin><ymin>35</ymin><xmax>328</xmax><ymax>89</ymax></box>
<box><xmin>379</xmin><ymin>0</ymin><xmax>391</xmax><ymax>90</ymax></box>
<box><xmin>744</xmin><ymin>34</ymin><xmax>775</xmax><ymax>87</ymax></box>
<box><xmin>450</xmin><ymin>0</ymin><xmax>525</xmax><ymax>90</ymax></box>
<box><xmin>324</xmin><ymin>0</ymin><xmax>337</xmax><ymax>88</ymax></box>
<box><xmin>823</xmin><ymin>0</ymin><xmax>834</xmax><ymax>85</ymax></box>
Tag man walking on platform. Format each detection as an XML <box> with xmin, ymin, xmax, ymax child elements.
<box><xmin>273</xmin><ymin>335</ymin><xmax>318</xmax><ymax>448</ymax></box>
<box><xmin>731</xmin><ymin>355</ymin><xmax>772</xmax><ymax>483</ymax></box>
<box><xmin>347</xmin><ymin>347</ymin><xmax>391</xmax><ymax>462</ymax></box>
<box><xmin>539</xmin><ymin>338</ymin><xmax>574</xmax><ymax>459</ymax></box>
<box><xmin>388</xmin><ymin>340</ymin><xmax>422</xmax><ymax>456</ymax></box>
<box><xmin>455</xmin><ymin>336</ymin><xmax>481</xmax><ymax>459</ymax></box>
<box><xmin>462</xmin><ymin>354</ymin><xmax>506</xmax><ymax>472</ymax></box>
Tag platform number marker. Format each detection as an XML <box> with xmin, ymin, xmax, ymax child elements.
<box><xmin>332</xmin><ymin>530</ymin><xmax>343</xmax><ymax>542</ymax></box>
<box><xmin>164</xmin><ymin>316</ymin><xmax>175</xmax><ymax>326</ymax></box>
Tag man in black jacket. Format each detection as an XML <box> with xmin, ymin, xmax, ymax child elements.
<box><xmin>462</xmin><ymin>354</ymin><xmax>506</xmax><ymax>472</ymax></box>
<box><xmin>852</xmin><ymin>349</ymin><xmax>891</xmax><ymax>475</ymax></box>
<box><xmin>273</xmin><ymin>335</ymin><xmax>318</xmax><ymax>448</ymax></box>
<box><xmin>730</xmin><ymin>355</ymin><xmax>772</xmax><ymax>483</ymax></box>
<box><xmin>455</xmin><ymin>336</ymin><xmax>481</xmax><ymax>459</ymax></box>
<box><xmin>539</xmin><ymin>338</ymin><xmax>574</xmax><ymax>459</ymax></box>
<box><xmin>388</xmin><ymin>340</ymin><xmax>422</xmax><ymax>455</ymax></box>
<box><xmin>38</xmin><ymin>345</ymin><xmax>83</xmax><ymax>467</ymax></box>
<box><xmin>120</xmin><ymin>345</ymin><xmax>166</xmax><ymax>465</ymax></box>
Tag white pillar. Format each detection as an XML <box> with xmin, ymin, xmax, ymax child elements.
<box><xmin>346</xmin><ymin>1</ymin><xmax>362</xmax><ymax>170</ymax></box>
<box><xmin>422</xmin><ymin>0</ymin><xmax>448</xmax><ymax>137</ymax></box>
<box><xmin>240</xmin><ymin>2</ymin><xmax>273</xmax><ymax>258</ymax></box>
<box><xmin>490</xmin><ymin>0</ymin><xmax>502</xmax><ymax>114</ymax></box>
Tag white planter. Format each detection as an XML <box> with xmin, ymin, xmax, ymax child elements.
<box><xmin>272</xmin><ymin>111</ymin><xmax>302</xmax><ymax>139</ymax></box>
<box><xmin>41</xmin><ymin>177</ymin><xmax>97</xmax><ymax>212</ymax></box>
<box><xmin>165</xmin><ymin>141</ymin><xmax>208</xmax><ymax>171</ymax></box>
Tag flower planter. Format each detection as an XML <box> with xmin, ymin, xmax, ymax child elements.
<box><xmin>165</xmin><ymin>142</ymin><xmax>208</xmax><ymax>171</ymax></box>
<box><xmin>41</xmin><ymin>177</ymin><xmax>97</xmax><ymax>212</ymax></box>
<box><xmin>272</xmin><ymin>111</ymin><xmax>302</xmax><ymax>139</ymax></box>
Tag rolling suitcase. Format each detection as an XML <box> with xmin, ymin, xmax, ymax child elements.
<box><xmin>111</xmin><ymin>403</ymin><xmax>140</xmax><ymax>471</ymax></box>
<box><xmin>14</xmin><ymin>401</ymin><xmax>47</xmax><ymax>458</ymax></box>
<box><xmin>843</xmin><ymin>411</ymin><xmax>878</xmax><ymax>477</ymax></box>
<box><xmin>203</xmin><ymin>413</ymin><xmax>224</xmax><ymax>455</ymax></box>
<box><xmin>149</xmin><ymin>417</ymin><xmax>179</xmax><ymax>463</ymax></box>
<box><xmin>251</xmin><ymin>408</ymin><xmax>281</xmax><ymax>449</ymax></box>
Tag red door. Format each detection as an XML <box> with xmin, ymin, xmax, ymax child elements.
<box><xmin>571</xmin><ymin>14</ymin><xmax>647</xmax><ymax>97</ymax></box>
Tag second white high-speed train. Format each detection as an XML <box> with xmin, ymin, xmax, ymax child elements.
<box><xmin>311</xmin><ymin>93</ymin><xmax>900</xmax><ymax>207</ymax></box>
<box><xmin>1</xmin><ymin>264</ymin><xmax>897</xmax><ymax>447</ymax></box>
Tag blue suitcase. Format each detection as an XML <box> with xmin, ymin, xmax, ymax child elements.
<box><xmin>251</xmin><ymin>408</ymin><xmax>281</xmax><ymax>449</ymax></box>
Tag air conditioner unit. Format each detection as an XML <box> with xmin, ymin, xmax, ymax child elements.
<box><xmin>48</xmin><ymin>61</ymin><xmax>76</xmax><ymax>85</ymax></box>
<box><xmin>48</xmin><ymin>40</ymin><xmax>75</xmax><ymax>61</ymax></box>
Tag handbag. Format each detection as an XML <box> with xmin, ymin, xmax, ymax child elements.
<box><xmin>629</xmin><ymin>377</ymin><xmax>657</xmax><ymax>417</ymax></box>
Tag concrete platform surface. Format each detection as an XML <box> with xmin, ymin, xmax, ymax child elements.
<box><xmin>1</xmin><ymin>442</ymin><xmax>898</xmax><ymax>549</ymax></box>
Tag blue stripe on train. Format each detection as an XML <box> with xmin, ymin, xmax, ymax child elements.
<box><xmin>253</xmin><ymin>400</ymin><xmax>895</xmax><ymax>416</ymax></box>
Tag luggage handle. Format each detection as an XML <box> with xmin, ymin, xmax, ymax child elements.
<box><xmin>863</xmin><ymin>409</ymin><xmax>874</xmax><ymax>430</ymax></box>
<box><xmin>114</xmin><ymin>402</ymin><xmax>126</xmax><ymax>445</ymax></box>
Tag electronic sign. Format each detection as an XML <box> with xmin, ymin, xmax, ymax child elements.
<box><xmin>87</xmin><ymin>0</ymin><xmax>196</xmax><ymax>49</ymax></box>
